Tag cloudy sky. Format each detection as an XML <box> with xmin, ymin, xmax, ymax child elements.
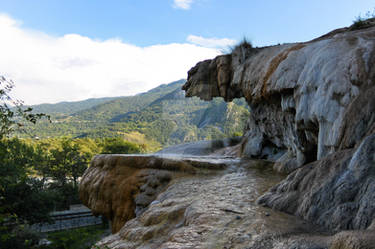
<box><xmin>0</xmin><ymin>0</ymin><xmax>373</xmax><ymax>105</ymax></box>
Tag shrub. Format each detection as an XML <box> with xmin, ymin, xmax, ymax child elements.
<box><xmin>351</xmin><ymin>8</ymin><xmax>375</xmax><ymax>30</ymax></box>
<box><xmin>100</xmin><ymin>137</ymin><xmax>141</xmax><ymax>154</ymax></box>
<box><xmin>231</xmin><ymin>38</ymin><xmax>257</xmax><ymax>63</ymax></box>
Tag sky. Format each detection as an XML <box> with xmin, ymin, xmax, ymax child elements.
<box><xmin>0</xmin><ymin>0</ymin><xmax>374</xmax><ymax>105</ymax></box>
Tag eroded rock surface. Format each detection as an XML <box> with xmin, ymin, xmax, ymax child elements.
<box><xmin>94</xmin><ymin>160</ymin><xmax>332</xmax><ymax>249</ymax></box>
<box><xmin>183</xmin><ymin>24</ymin><xmax>375</xmax><ymax>172</ymax></box>
<box><xmin>80</xmin><ymin>152</ymin><xmax>235</xmax><ymax>233</ymax></box>
<box><xmin>181</xmin><ymin>21</ymin><xmax>375</xmax><ymax>248</ymax></box>
<box><xmin>155</xmin><ymin>137</ymin><xmax>242</xmax><ymax>156</ymax></box>
<box><xmin>258</xmin><ymin>134</ymin><xmax>375</xmax><ymax>231</ymax></box>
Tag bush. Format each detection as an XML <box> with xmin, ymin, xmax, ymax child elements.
<box><xmin>100</xmin><ymin>137</ymin><xmax>141</xmax><ymax>154</ymax></box>
<box><xmin>231</xmin><ymin>38</ymin><xmax>258</xmax><ymax>63</ymax></box>
<box><xmin>0</xmin><ymin>222</ymin><xmax>41</xmax><ymax>249</ymax></box>
<box><xmin>41</xmin><ymin>225</ymin><xmax>109</xmax><ymax>249</ymax></box>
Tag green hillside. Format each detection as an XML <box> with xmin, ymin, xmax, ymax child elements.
<box><xmin>17</xmin><ymin>79</ymin><xmax>249</xmax><ymax>151</ymax></box>
<box><xmin>28</xmin><ymin>96</ymin><xmax>122</xmax><ymax>116</ymax></box>
<box><xmin>74</xmin><ymin>80</ymin><xmax>185</xmax><ymax>121</ymax></box>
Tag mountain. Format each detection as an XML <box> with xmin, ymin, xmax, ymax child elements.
<box><xmin>28</xmin><ymin>97</ymin><xmax>122</xmax><ymax>116</ymax></box>
<box><xmin>18</xmin><ymin>79</ymin><xmax>249</xmax><ymax>151</ymax></box>
<box><xmin>74</xmin><ymin>80</ymin><xmax>186</xmax><ymax>121</ymax></box>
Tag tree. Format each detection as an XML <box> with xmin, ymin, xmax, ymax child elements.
<box><xmin>0</xmin><ymin>76</ymin><xmax>49</xmax><ymax>138</ymax></box>
<box><xmin>49</xmin><ymin>139</ymin><xmax>91</xmax><ymax>188</ymax></box>
<box><xmin>0</xmin><ymin>76</ymin><xmax>50</xmax><ymax>248</ymax></box>
<box><xmin>32</xmin><ymin>142</ymin><xmax>54</xmax><ymax>185</ymax></box>
<box><xmin>0</xmin><ymin>138</ymin><xmax>55</xmax><ymax>249</ymax></box>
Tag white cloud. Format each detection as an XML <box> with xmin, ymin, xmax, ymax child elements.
<box><xmin>173</xmin><ymin>0</ymin><xmax>193</xmax><ymax>10</ymax></box>
<box><xmin>187</xmin><ymin>35</ymin><xmax>237</xmax><ymax>49</ymax></box>
<box><xmin>0</xmin><ymin>14</ymin><xmax>222</xmax><ymax>105</ymax></box>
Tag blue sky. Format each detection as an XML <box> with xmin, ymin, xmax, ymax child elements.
<box><xmin>0</xmin><ymin>0</ymin><xmax>374</xmax><ymax>104</ymax></box>
<box><xmin>2</xmin><ymin>0</ymin><xmax>373</xmax><ymax>46</ymax></box>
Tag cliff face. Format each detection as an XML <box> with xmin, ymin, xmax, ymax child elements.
<box><xmin>257</xmin><ymin>134</ymin><xmax>375</xmax><ymax>231</ymax></box>
<box><xmin>181</xmin><ymin>22</ymin><xmax>375</xmax><ymax>247</ymax></box>
<box><xmin>183</xmin><ymin>25</ymin><xmax>375</xmax><ymax>173</ymax></box>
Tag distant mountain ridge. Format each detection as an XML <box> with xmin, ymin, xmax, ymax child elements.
<box><xmin>29</xmin><ymin>96</ymin><xmax>123</xmax><ymax>115</ymax></box>
<box><xmin>73</xmin><ymin>80</ymin><xmax>186</xmax><ymax>121</ymax></box>
<box><xmin>20</xmin><ymin>79</ymin><xmax>249</xmax><ymax>151</ymax></box>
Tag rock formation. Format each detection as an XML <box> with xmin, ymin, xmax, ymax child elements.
<box><xmin>181</xmin><ymin>20</ymin><xmax>375</xmax><ymax>248</ymax></box>
<box><xmin>80</xmin><ymin>21</ymin><xmax>375</xmax><ymax>249</ymax></box>
<box><xmin>183</xmin><ymin>21</ymin><xmax>375</xmax><ymax>173</ymax></box>
<box><xmin>257</xmin><ymin>134</ymin><xmax>375</xmax><ymax>231</ymax></box>
<box><xmin>79</xmin><ymin>150</ymin><xmax>231</xmax><ymax>233</ymax></box>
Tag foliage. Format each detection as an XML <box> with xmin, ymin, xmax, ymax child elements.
<box><xmin>0</xmin><ymin>77</ymin><xmax>146</xmax><ymax>248</ymax></box>
<box><xmin>0</xmin><ymin>223</ymin><xmax>41</xmax><ymax>249</ymax></box>
<box><xmin>0</xmin><ymin>140</ymin><xmax>57</xmax><ymax>223</ymax></box>
<box><xmin>232</xmin><ymin>37</ymin><xmax>253</xmax><ymax>51</ymax></box>
<box><xmin>351</xmin><ymin>8</ymin><xmax>375</xmax><ymax>30</ymax></box>
<box><xmin>0</xmin><ymin>76</ymin><xmax>49</xmax><ymax>139</ymax></box>
<box><xmin>0</xmin><ymin>136</ymin><xmax>107</xmax><ymax>247</ymax></box>
<box><xmin>100</xmin><ymin>137</ymin><xmax>142</xmax><ymax>154</ymax></box>
<box><xmin>230</xmin><ymin>37</ymin><xmax>257</xmax><ymax>63</ymax></box>
<box><xmin>49</xmin><ymin>139</ymin><xmax>91</xmax><ymax>187</ymax></box>
<box><xmin>40</xmin><ymin>225</ymin><xmax>109</xmax><ymax>249</ymax></box>
<box><xmin>0</xmin><ymin>76</ymin><xmax>52</xmax><ymax>248</ymax></box>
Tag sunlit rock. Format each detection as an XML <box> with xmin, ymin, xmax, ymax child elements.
<box><xmin>183</xmin><ymin>24</ymin><xmax>375</xmax><ymax>172</ymax></box>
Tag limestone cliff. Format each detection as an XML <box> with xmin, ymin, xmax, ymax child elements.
<box><xmin>183</xmin><ymin>22</ymin><xmax>375</xmax><ymax>172</ymax></box>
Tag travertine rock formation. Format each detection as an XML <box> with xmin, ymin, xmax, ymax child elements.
<box><xmin>181</xmin><ymin>21</ymin><xmax>375</xmax><ymax>248</ymax></box>
<box><xmin>257</xmin><ymin>134</ymin><xmax>375</xmax><ymax>231</ymax></box>
<box><xmin>183</xmin><ymin>23</ymin><xmax>375</xmax><ymax>172</ymax></box>
<box><xmin>92</xmin><ymin>158</ymin><xmax>332</xmax><ymax>249</ymax></box>
<box><xmin>79</xmin><ymin>148</ymin><xmax>233</xmax><ymax>233</ymax></box>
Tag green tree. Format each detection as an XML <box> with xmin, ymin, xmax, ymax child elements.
<box><xmin>0</xmin><ymin>76</ymin><xmax>49</xmax><ymax>138</ymax></box>
<box><xmin>49</xmin><ymin>139</ymin><xmax>91</xmax><ymax>188</ymax></box>
<box><xmin>32</xmin><ymin>142</ymin><xmax>54</xmax><ymax>185</ymax></box>
<box><xmin>0</xmin><ymin>138</ymin><xmax>54</xmax><ymax>249</ymax></box>
<box><xmin>0</xmin><ymin>77</ymin><xmax>50</xmax><ymax>249</ymax></box>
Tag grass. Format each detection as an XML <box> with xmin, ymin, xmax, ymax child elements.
<box><xmin>230</xmin><ymin>37</ymin><xmax>253</xmax><ymax>53</ymax></box>
<box><xmin>229</xmin><ymin>37</ymin><xmax>257</xmax><ymax>63</ymax></box>
<box><xmin>352</xmin><ymin>16</ymin><xmax>369</xmax><ymax>30</ymax></box>
<box><xmin>39</xmin><ymin>225</ymin><xmax>110</xmax><ymax>249</ymax></box>
<box><xmin>351</xmin><ymin>8</ymin><xmax>375</xmax><ymax>30</ymax></box>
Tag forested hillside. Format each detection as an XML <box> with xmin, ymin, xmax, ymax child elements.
<box><xmin>29</xmin><ymin>97</ymin><xmax>122</xmax><ymax>115</ymax></box>
<box><xmin>18</xmin><ymin>80</ymin><xmax>249</xmax><ymax>151</ymax></box>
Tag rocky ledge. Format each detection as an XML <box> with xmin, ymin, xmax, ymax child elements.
<box><xmin>82</xmin><ymin>142</ymin><xmax>333</xmax><ymax>248</ymax></box>
<box><xmin>79</xmin><ymin>139</ymin><xmax>236</xmax><ymax>234</ymax></box>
